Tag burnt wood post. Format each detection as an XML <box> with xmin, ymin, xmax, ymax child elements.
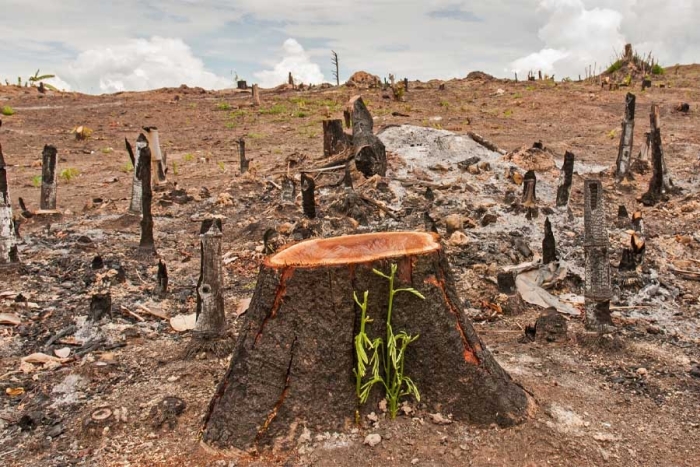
<box><xmin>323</xmin><ymin>119</ymin><xmax>351</xmax><ymax>157</ymax></box>
<box><xmin>343</xmin><ymin>109</ymin><xmax>351</xmax><ymax>128</ymax></box>
<box><xmin>542</xmin><ymin>217</ymin><xmax>557</xmax><ymax>264</ymax></box>
<box><xmin>89</xmin><ymin>292</ymin><xmax>112</xmax><ymax>322</ymax></box>
<box><xmin>349</xmin><ymin>96</ymin><xmax>387</xmax><ymax>177</ymax></box>
<box><xmin>641</xmin><ymin>104</ymin><xmax>675</xmax><ymax>205</ymax></box>
<box><xmin>126</xmin><ymin>138</ymin><xmax>142</xmax><ymax>214</ymax></box>
<box><xmin>251</xmin><ymin>84</ymin><xmax>261</xmax><ymax>107</ymax></box>
<box><xmin>194</xmin><ymin>219</ymin><xmax>225</xmax><ymax>337</ymax></box>
<box><xmin>136</xmin><ymin>134</ymin><xmax>156</xmax><ymax>256</ymax></box>
<box><xmin>238</xmin><ymin>138</ymin><xmax>249</xmax><ymax>174</ymax></box>
<box><xmin>288</xmin><ymin>72</ymin><xmax>294</xmax><ymax>87</ymax></box>
<box><xmin>154</xmin><ymin>260</ymin><xmax>168</xmax><ymax>298</ymax></box>
<box><xmin>237</xmin><ymin>80</ymin><xmax>247</xmax><ymax>90</ymax></box>
<box><xmin>40</xmin><ymin>145</ymin><xmax>58</xmax><ymax>210</ymax></box>
<box><xmin>143</xmin><ymin>127</ymin><xmax>167</xmax><ymax>184</ymax></box>
<box><xmin>522</xmin><ymin>170</ymin><xmax>537</xmax><ymax>219</ymax></box>
<box><xmin>556</xmin><ymin>151</ymin><xmax>574</xmax><ymax>207</ymax></box>
<box><xmin>0</xmin><ymin>142</ymin><xmax>19</xmax><ymax>266</ymax></box>
<box><xmin>403</xmin><ymin>78</ymin><xmax>409</xmax><ymax>92</ymax></box>
<box><xmin>301</xmin><ymin>173</ymin><xmax>316</xmax><ymax>219</ymax></box>
<box><xmin>615</xmin><ymin>93</ymin><xmax>636</xmax><ymax>181</ymax></box>
<box><xmin>202</xmin><ymin>232</ymin><xmax>531</xmax><ymax>451</ymax></box>
<box><xmin>583</xmin><ymin>179</ymin><xmax>613</xmax><ymax>330</ymax></box>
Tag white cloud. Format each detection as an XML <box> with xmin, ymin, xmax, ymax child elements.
<box><xmin>509</xmin><ymin>0</ymin><xmax>625</xmax><ymax>78</ymax></box>
<box><xmin>61</xmin><ymin>37</ymin><xmax>232</xmax><ymax>93</ymax></box>
<box><xmin>253</xmin><ymin>39</ymin><xmax>325</xmax><ymax>88</ymax></box>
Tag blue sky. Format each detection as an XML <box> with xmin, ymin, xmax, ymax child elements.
<box><xmin>1</xmin><ymin>0</ymin><xmax>698</xmax><ymax>93</ymax></box>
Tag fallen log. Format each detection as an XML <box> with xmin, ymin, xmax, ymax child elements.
<box><xmin>349</xmin><ymin>96</ymin><xmax>386</xmax><ymax>177</ymax></box>
<box><xmin>203</xmin><ymin>232</ymin><xmax>532</xmax><ymax>452</ymax></box>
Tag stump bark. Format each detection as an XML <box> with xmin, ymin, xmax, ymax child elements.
<box><xmin>203</xmin><ymin>232</ymin><xmax>531</xmax><ymax>452</ymax></box>
<box><xmin>40</xmin><ymin>145</ymin><xmax>58</xmax><ymax>210</ymax></box>
<box><xmin>126</xmin><ymin>138</ymin><xmax>142</xmax><ymax>214</ymax></box>
<box><xmin>136</xmin><ymin>134</ymin><xmax>156</xmax><ymax>256</ymax></box>
<box><xmin>615</xmin><ymin>93</ymin><xmax>635</xmax><ymax>182</ymax></box>
<box><xmin>555</xmin><ymin>151</ymin><xmax>574</xmax><ymax>207</ymax></box>
<box><xmin>641</xmin><ymin>104</ymin><xmax>675</xmax><ymax>205</ymax></box>
<box><xmin>143</xmin><ymin>127</ymin><xmax>167</xmax><ymax>184</ymax></box>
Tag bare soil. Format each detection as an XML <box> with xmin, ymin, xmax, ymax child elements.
<box><xmin>1</xmin><ymin>68</ymin><xmax>699</xmax><ymax>466</ymax></box>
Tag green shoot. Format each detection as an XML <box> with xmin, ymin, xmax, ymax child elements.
<box><xmin>59</xmin><ymin>167</ymin><xmax>80</xmax><ymax>182</ymax></box>
<box><xmin>216</xmin><ymin>102</ymin><xmax>231</xmax><ymax>111</ymax></box>
<box><xmin>31</xmin><ymin>175</ymin><xmax>41</xmax><ymax>188</ymax></box>
<box><xmin>217</xmin><ymin>161</ymin><xmax>225</xmax><ymax>172</ymax></box>
<box><xmin>120</xmin><ymin>162</ymin><xmax>134</xmax><ymax>173</ymax></box>
<box><xmin>353</xmin><ymin>263</ymin><xmax>425</xmax><ymax>419</ymax></box>
<box><xmin>172</xmin><ymin>161</ymin><xmax>179</xmax><ymax>176</ymax></box>
<box><xmin>183</xmin><ymin>153</ymin><xmax>194</xmax><ymax>162</ymax></box>
<box><xmin>1</xmin><ymin>106</ymin><xmax>15</xmax><ymax>116</ymax></box>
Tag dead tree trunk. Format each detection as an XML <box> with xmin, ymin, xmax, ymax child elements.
<box><xmin>203</xmin><ymin>232</ymin><xmax>532</xmax><ymax>451</ymax></box>
<box><xmin>556</xmin><ymin>151</ymin><xmax>574</xmax><ymax>207</ymax></box>
<box><xmin>615</xmin><ymin>93</ymin><xmax>636</xmax><ymax>181</ymax></box>
<box><xmin>583</xmin><ymin>180</ymin><xmax>613</xmax><ymax>331</ymax></box>
<box><xmin>238</xmin><ymin>138</ymin><xmax>249</xmax><ymax>174</ymax></box>
<box><xmin>126</xmin><ymin>138</ymin><xmax>142</xmax><ymax>214</ymax></box>
<box><xmin>641</xmin><ymin>104</ymin><xmax>675</xmax><ymax>205</ymax></box>
<box><xmin>252</xmin><ymin>84</ymin><xmax>261</xmax><ymax>107</ymax></box>
<box><xmin>0</xmin><ymin>142</ymin><xmax>19</xmax><ymax>266</ymax></box>
<box><xmin>323</xmin><ymin>119</ymin><xmax>351</xmax><ymax>157</ymax></box>
<box><xmin>40</xmin><ymin>145</ymin><xmax>58</xmax><ymax>210</ymax></box>
<box><xmin>136</xmin><ymin>134</ymin><xmax>156</xmax><ymax>256</ymax></box>
<box><xmin>143</xmin><ymin>127</ymin><xmax>167</xmax><ymax>184</ymax></box>
<box><xmin>191</xmin><ymin>219</ymin><xmax>227</xmax><ymax>352</ymax></box>
<box><xmin>349</xmin><ymin>96</ymin><xmax>387</xmax><ymax>177</ymax></box>
<box><xmin>300</xmin><ymin>173</ymin><xmax>316</xmax><ymax>219</ymax></box>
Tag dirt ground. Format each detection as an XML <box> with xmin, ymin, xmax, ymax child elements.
<box><xmin>0</xmin><ymin>67</ymin><xmax>699</xmax><ymax>466</ymax></box>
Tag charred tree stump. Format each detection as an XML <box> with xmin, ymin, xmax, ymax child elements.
<box><xmin>403</xmin><ymin>78</ymin><xmax>409</xmax><ymax>92</ymax></box>
<box><xmin>641</xmin><ymin>104</ymin><xmax>675</xmax><ymax>206</ymax></box>
<box><xmin>522</xmin><ymin>170</ymin><xmax>537</xmax><ymax>219</ymax></box>
<box><xmin>136</xmin><ymin>134</ymin><xmax>156</xmax><ymax>256</ymax></box>
<box><xmin>542</xmin><ymin>217</ymin><xmax>557</xmax><ymax>264</ymax></box>
<box><xmin>154</xmin><ymin>260</ymin><xmax>168</xmax><ymax>298</ymax></box>
<box><xmin>281</xmin><ymin>176</ymin><xmax>295</xmax><ymax>202</ymax></box>
<box><xmin>632</xmin><ymin>131</ymin><xmax>651</xmax><ymax>174</ymax></box>
<box><xmin>187</xmin><ymin>219</ymin><xmax>230</xmax><ymax>357</ymax></box>
<box><xmin>89</xmin><ymin>292</ymin><xmax>112</xmax><ymax>322</ymax></box>
<box><xmin>251</xmin><ymin>84</ymin><xmax>261</xmax><ymax>107</ymax></box>
<box><xmin>237</xmin><ymin>80</ymin><xmax>248</xmax><ymax>90</ymax></box>
<box><xmin>238</xmin><ymin>138</ymin><xmax>249</xmax><ymax>174</ymax></box>
<box><xmin>322</xmin><ymin>119</ymin><xmax>351</xmax><ymax>157</ymax></box>
<box><xmin>40</xmin><ymin>145</ymin><xmax>58</xmax><ymax>211</ymax></box>
<box><xmin>202</xmin><ymin>232</ymin><xmax>532</xmax><ymax>451</ymax></box>
<box><xmin>126</xmin><ymin>138</ymin><xmax>142</xmax><ymax>214</ymax></box>
<box><xmin>583</xmin><ymin>180</ymin><xmax>613</xmax><ymax>331</ymax></box>
<box><xmin>349</xmin><ymin>96</ymin><xmax>387</xmax><ymax>177</ymax></box>
<box><xmin>556</xmin><ymin>151</ymin><xmax>574</xmax><ymax>207</ymax></box>
<box><xmin>615</xmin><ymin>93</ymin><xmax>636</xmax><ymax>182</ymax></box>
<box><xmin>300</xmin><ymin>173</ymin><xmax>316</xmax><ymax>219</ymax></box>
<box><xmin>143</xmin><ymin>127</ymin><xmax>167</xmax><ymax>184</ymax></box>
<box><xmin>343</xmin><ymin>109</ymin><xmax>351</xmax><ymax>129</ymax></box>
<box><xmin>0</xmin><ymin>142</ymin><xmax>19</xmax><ymax>266</ymax></box>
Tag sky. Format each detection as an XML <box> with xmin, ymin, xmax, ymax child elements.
<box><xmin>1</xmin><ymin>0</ymin><xmax>698</xmax><ymax>94</ymax></box>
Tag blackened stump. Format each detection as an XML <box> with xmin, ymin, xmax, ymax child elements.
<box><xmin>323</xmin><ymin>119</ymin><xmax>351</xmax><ymax>157</ymax></box>
<box><xmin>615</xmin><ymin>93</ymin><xmax>636</xmax><ymax>182</ymax></box>
<box><xmin>583</xmin><ymin>180</ymin><xmax>613</xmax><ymax>330</ymax></box>
<box><xmin>89</xmin><ymin>293</ymin><xmax>112</xmax><ymax>321</ymax></box>
<box><xmin>40</xmin><ymin>145</ymin><xmax>58</xmax><ymax>210</ymax></box>
<box><xmin>556</xmin><ymin>151</ymin><xmax>574</xmax><ymax>207</ymax></box>
<box><xmin>203</xmin><ymin>232</ymin><xmax>532</xmax><ymax>452</ymax></box>
<box><xmin>238</xmin><ymin>139</ymin><xmax>249</xmax><ymax>174</ymax></box>
<box><xmin>136</xmin><ymin>134</ymin><xmax>156</xmax><ymax>256</ymax></box>
<box><xmin>195</xmin><ymin>219</ymin><xmax>226</xmax><ymax>336</ymax></box>
<box><xmin>641</xmin><ymin>104</ymin><xmax>675</xmax><ymax>206</ymax></box>
<box><xmin>154</xmin><ymin>260</ymin><xmax>168</xmax><ymax>298</ymax></box>
<box><xmin>349</xmin><ymin>96</ymin><xmax>387</xmax><ymax>177</ymax></box>
<box><xmin>542</xmin><ymin>217</ymin><xmax>557</xmax><ymax>265</ymax></box>
<box><xmin>300</xmin><ymin>173</ymin><xmax>316</xmax><ymax>219</ymax></box>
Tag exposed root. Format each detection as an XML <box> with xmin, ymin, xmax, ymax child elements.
<box><xmin>183</xmin><ymin>332</ymin><xmax>234</xmax><ymax>359</ymax></box>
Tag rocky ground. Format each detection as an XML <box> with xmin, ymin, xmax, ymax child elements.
<box><xmin>0</xmin><ymin>67</ymin><xmax>699</xmax><ymax>466</ymax></box>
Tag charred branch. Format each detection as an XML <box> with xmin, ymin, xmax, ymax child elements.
<box><xmin>301</xmin><ymin>173</ymin><xmax>316</xmax><ymax>219</ymax></box>
<box><xmin>542</xmin><ymin>217</ymin><xmax>557</xmax><ymax>265</ymax></box>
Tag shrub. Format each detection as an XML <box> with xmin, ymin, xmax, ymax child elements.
<box><xmin>1</xmin><ymin>106</ymin><xmax>15</xmax><ymax>116</ymax></box>
<box><xmin>606</xmin><ymin>60</ymin><xmax>623</xmax><ymax>74</ymax></box>
<box><xmin>651</xmin><ymin>64</ymin><xmax>665</xmax><ymax>75</ymax></box>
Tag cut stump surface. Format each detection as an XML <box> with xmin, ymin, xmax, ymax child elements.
<box><xmin>203</xmin><ymin>232</ymin><xmax>531</xmax><ymax>452</ymax></box>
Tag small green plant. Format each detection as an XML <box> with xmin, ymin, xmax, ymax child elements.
<box><xmin>183</xmin><ymin>153</ymin><xmax>194</xmax><ymax>162</ymax></box>
<box><xmin>513</xmin><ymin>92</ymin><xmax>523</xmax><ymax>99</ymax></box>
<box><xmin>607</xmin><ymin>129</ymin><xmax>617</xmax><ymax>139</ymax></box>
<box><xmin>1</xmin><ymin>106</ymin><xmax>15</xmax><ymax>116</ymax></box>
<box><xmin>353</xmin><ymin>263</ymin><xmax>424</xmax><ymax>419</ymax></box>
<box><xmin>606</xmin><ymin>60</ymin><xmax>623</xmax><ymax>74</ymax></box>
<box><xmin>59</xmin><ymin>167</ymin><xmax>80</xmax><ymax>182</ymax></box>
<box><xmin>439</xmin><ymin>100</ymin><xmax>450</xmax><ymax>109</ymax></box>
<box><xmin>31</xmin><ymin>175</ymin><xmax>41</xmax><ymax>188</ymax></box>
<box><xmin>623</xmin><ymin>74</ymin><xmax>632</xmax><ymax>86</ymax></box>
<box><xmin>525</xmin><ymin>85</ymin><xmax>535</xmax><ymax>91</ymax></box>
<box><xmin>247</xmin><ymin>132</ymin><xmax>264</xmax><ymax>139</ymax></box>
<box><xmin>101</xmin><ymin>147</ymin><xmax>113</xmax><ymax>154</ymax></box>
<box><xmin>216</xmin><ymin>102</ymin><xmax>231</xmax><ymax>111</ymax></box>
<box><xmin>120</xmin><ymin>161</ymin><xmax>134</xmax><ymax>173</ymax></box>
<box><xmin>225</xmin><ymin>121</ymin><xmax>236</xmax><ymax>129</ymax></box>
<box><xmin>504</xmin><ymin>109</ymin><xmax>513</xmax><ymax>117</ymax></box>
<box><xmin>229</xmin><ymin>109</ymin><xmax>247</xmax><ymax>119</ymax></box>
<box><xmin>651</xmin><ymin>64</ymin><xmax>665</xmax><ymax>75</ymax></box>
<box><xmin>217</xmin><ymin>161</ymin><xmax>225</xmax><ymax>172</ymax></box>
<box><xmin>294</xmin><ymin>110</ymin><xmax>308</xmax><ymax>118</ymax></box>
<box><xmin>172</xmin><ymin>161</ymin><xmax>179</xmax><ymax>175</ymax></box>
<box><xmin>259</xmin><ymin>104</ymin><xmax>287</xmax><ymax>115</ymax></box>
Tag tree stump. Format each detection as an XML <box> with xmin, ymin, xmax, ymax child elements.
<box><xmin>556</xmin><ymin>151</ymin><xmax>574</xmax><ymax>207</ymax></box>
<box><xmin>349</xmin><ymin>96</ymin><xmax>386</xmax><ymax>177</ymax></box>
<box><xmin>203</xmin><ymin>232</ymin><xmax>531</xmax><ymax>452</ymax></box>
<box><xmin>322</xmin><ymin>119</ymin><xmax>351</xmax><ymax>157</ymax></box>
<box><xmin>143</xmin><ymin>127</ymin><xmax>167</xmax><ymax>184</ymax></box>
<box><xmin>136</xmin><ymin>134</ymin><xmax>156</xmax><ymax>256</ymax></box>
<box><xmin>125</xmin><ymin>138</ymin><xmax>142</xmax><ymax>214</ymax></box>
<box><xmin>615</xmin><ymin>93</ymin><xmax>635</xmax><ymax>182</ymax></box>
<box><xmin>0</xmin><ymin>142</ymin><xmax>19</xmax><ymax>266</ymax></box>
<box><xmin>40</xmin><ymin>145</ymin><xmax>58</xmax><ymax>210</ymax></box>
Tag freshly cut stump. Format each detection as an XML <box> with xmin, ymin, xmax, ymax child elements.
<box><xmin>203</xmin><ymin>232</ymin><xmax>531</xmax><ymax>452</ymax></box>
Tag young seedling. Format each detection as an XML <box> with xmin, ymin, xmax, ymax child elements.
<box><xmin>353</xmin><ymin>263</ymin><xmax>425</xmax><ymax>419</ymax></box>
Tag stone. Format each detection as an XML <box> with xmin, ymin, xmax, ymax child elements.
<box><xmin>364</xmin><ymin>433</ymin><xmax>382</xmax><ymax>447</ymax></box>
